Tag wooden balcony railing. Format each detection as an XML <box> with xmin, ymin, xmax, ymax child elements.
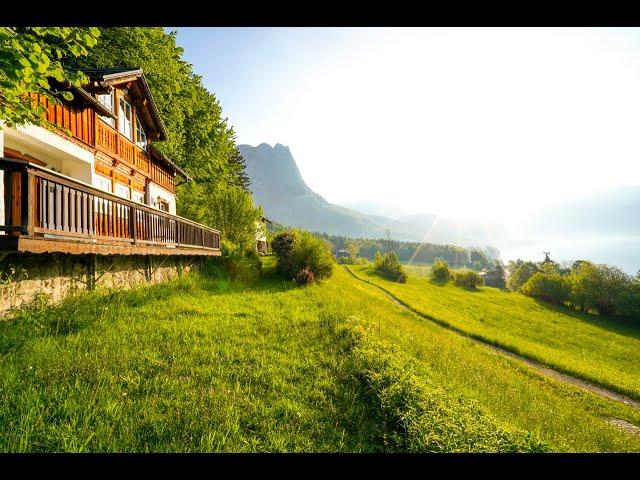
<box><xmin>96</xmin><ymin>119</ymin><xmax>151</xmax><ymax>174</ymax></box>
<box><xmin>0</xmin><ymin>158</ymin><xmax>220</xmax><ymax>255</ymax></box>
<box><xmin>96</xmin><ymin>119</ymin><xmax>118</xmax><ymax>155</ymax></box>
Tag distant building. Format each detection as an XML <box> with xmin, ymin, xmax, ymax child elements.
<box><xmin>256</xmin><ymin>216</ymin><xmax>271</xmax><ymax>254</ymax></box>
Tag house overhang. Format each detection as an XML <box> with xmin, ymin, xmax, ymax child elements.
<box><xmin>81</xmin><ymin>68</ymin><xmax>168</xmax><ymax>142</ymax></box>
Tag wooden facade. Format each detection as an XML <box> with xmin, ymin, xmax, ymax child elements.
<box><xmin>1</xmin><ymin>69</ymin><xmax>220</xmax><ymax>257</ymax></box>
<box><xmin>29</xmin><ymin>93</ymin><xmax>95</xmax><ymax>148</ymax></box>
<box><xmin>25</xmin><ymin>78</ymin><xmax>177</xmax><ymax>199</ymax></box>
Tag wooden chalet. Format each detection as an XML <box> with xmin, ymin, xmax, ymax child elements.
<box><xmin>0</xmin><ymin>68</ymin><xmax>220</xmax><ymax>257</ymax></box>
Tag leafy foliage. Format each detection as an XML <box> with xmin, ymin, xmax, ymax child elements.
<box><xmin>373</xmin><ymin>251</ymin><xmax>407</xmax><ymax>283</ymax></box>
<box><xmin>453</xmin><ymin>270</ymin><xmax>485</xmax><ymax>290</ymax></box>
<box><xmin>272</xmin><ymin>230</ymin><xmax>334</xmax><ymax>283</ymax></box>
<box><xmin>568</xmin><ymin>261</ymin><xmax>640</xmax><ymax>318</ymax></box>
<box><xmin>337</xmin><ymin>255</ymin><xmax>368</xmax><ymax>265</ymax></box>
<box><xmin>288</xmin><ymin>232</ymin><xmax>334</xmax><ymax>281</ymax></box>
<box><xmin>0</xmin><ymin>27</ymin><xmax>100</xmax><ymax>128</ymax></box>
<box><xmin>199</xmin><ymin>184</ymin><xmax>262</xmax><ymax>250</ymax></box>
<box><xmin>272</xmin><ymin>231</ymin><xmax>299</xmax><ymax>278</ymax></box>
<box><xmin>505</xmin><ymin>256</ymin><xmax>639</xmax><ymax>320</ymax></box>
<box><xmin>507</xmin><ymin>260</ymin><xmax>541</xmax><ymax>291</ymax></box>
<box><xmin>294</xmin><ymin>266</ymin><xmax>315</xmax><ymax>286</ymax></box>
<box><xmin>430</xmin><ymin>257</ymin><xmax>451</xmax><ymax>283</ymax></box>
<box><xmin>521</xmin><ymin>272</ymin><xmax>570</xmax><ymax>305</ymax></box>
<box><xmin>205</xmin><ymin>241</ymin><xmax>261</xmax><ymax>282</ymax></box>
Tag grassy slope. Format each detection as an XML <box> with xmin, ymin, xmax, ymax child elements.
<box><xmin>351</xmin><ymin>265</ymin><xmax>640</xmax><ymax>401</ymax></box>
<box><xmin>0</xmin><ymin>261</ymin><xmax>639</xmax><ymax>451</ymax></box>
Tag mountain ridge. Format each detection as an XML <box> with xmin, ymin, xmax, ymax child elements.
<box><xmin>238</xmin><ymin>143</ymin><xmax>505</xmax><ymax>245</ymax></box>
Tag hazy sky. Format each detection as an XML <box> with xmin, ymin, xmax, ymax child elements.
<box><xmin>170</xmin><ymin>27</ymin><xmax>640</xmax><ymax>223</ymax></box>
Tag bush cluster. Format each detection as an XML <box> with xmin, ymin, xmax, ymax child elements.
<box><xmin>373</xmin><ymin>251</ymin><xmax>407</xmax><ymax>283</ymax></box>
<box><xmin>453</xmin><ymin>270</ymin><xmax>485</xmax><ymax>290</ymax></box>
<box><xmin>512</xmin><ymin>258</ymin><xmax>640</xmax><ymax>320</ymax></box>
<box><xmin>430</xmin><ymin>258</ymin><xmax>451</xmax><ymax>282</ymax></box>
<box><xmin>272</xmin><ymin>230</ymin><xmax>334</xmax><ymax>284</ymax></box>
<box><xmin>567</xmin><ymin>262</ymin><xmax>640</xmax><ymax>318</ymax></box>
<box><xmin>521</xmin><ymin>272</ymin><xmax>570</xmax><ymax>305</ymax></box>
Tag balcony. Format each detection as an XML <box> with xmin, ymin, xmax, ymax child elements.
<box><xmin>96</xmin><ymin>119</ymin><xmax>151</xmax><ymax>175</ymax></box>
<box><xmin>0</xmin><ymin>158</ymin><xmax>221</xmax><ymax>257</ymax></box>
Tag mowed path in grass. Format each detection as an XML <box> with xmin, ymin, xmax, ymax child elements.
<box><xmin>350</xmin><ymin>265</ymin><xmax>640</xmax><ymax>401</ymax></box>
<box><xmin>1</xmin><ymin>263</ymin><xmax>639</xmax><ymax>451</ymax></box>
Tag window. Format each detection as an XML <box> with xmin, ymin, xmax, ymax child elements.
<box><xmin>135</xmin><ymin>113</ymin><xmax>147</xmax><ymax>150</ymax></box>
<box><xmin>93</xmin><ymin>174</ymin><xmax>112</xmax><ymax>193</ymax></box>
<box><xmin>115</xmin><ymin>183</ymin><xmax>131</xmax><ymax>199</ymax></box>
<box><xmin>132</xmin><ymin>190</ymin><xmax>145</xmax><ymax>204</ymax></box>
<box><xmin>97</xmin><ymin>91</ymin><xmax>115</xmax><ymax>127</ymax></box>
<box><xmin>118</xmin><ymin>97</ymin><xmax>133</xmax><ymax>140</ymax></box>
<box><xmin>156</xmin><ymin>198</ymin><xmax>170</xmax><ymax>212</ymax></box>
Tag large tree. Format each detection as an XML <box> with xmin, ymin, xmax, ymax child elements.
<box><xmin>0</xmin><ymin>27</ymin><xmax>100</xmax><ymax>128</ymax></box>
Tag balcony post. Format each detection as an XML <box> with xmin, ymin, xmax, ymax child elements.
<box><xmin>9</xmin><ymin>170</ymin><xmax>22</xmax><ymax>237</ymax></box>
<box><xmin>130</xmin><ymin>205</ymin><xmax>137</xmax><ymax>243</ymax></box>
<box><xmin>23</xmin><ymin>169</ymin><xmax>36</xmax><ymax>237</ymax></box>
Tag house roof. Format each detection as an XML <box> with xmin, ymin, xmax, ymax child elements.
<box><xmin>81</xmin><ymin>68</ymin><xmax>168</xmax><ymax>141</ymax></box>
<box><xmin>71</xmin><ymin>86</ymin><xmax>117</xmax><ymax>120</ymax></box>
<box><xmin>148</xmin><ymin>145</ymin><xmax>191</xmax><ymax>182</ymax></box>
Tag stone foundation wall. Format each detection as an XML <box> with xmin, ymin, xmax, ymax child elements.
<box><xmin>0</xmin><ymin>253</ymin><xmax>202</xmax><ymax>315</ymax></box>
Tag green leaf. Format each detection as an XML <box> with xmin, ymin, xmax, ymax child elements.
<box><xmin>17</xmin><ymin>56</ymin><xmax>31</xmax><ymax>68</ymax></box>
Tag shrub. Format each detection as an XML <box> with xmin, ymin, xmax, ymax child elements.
<box><xmin>271</xmin><ymin>230</ymin><xmax>299</xmax><ymax>277</ymax></box>
<box><xmin>205</xmin><ymin>241</ymin><xmax>261</xmax><ymax>282</ymax></box>
<box><xmin>453</xmin><ymin>270</ymin><xmax>484</xmax><ymax>290</ymax></box>
<box><xmin>374</xmin><ymin>251</ymin><xmax>407</xmax><ymax>283</ymax></box>
<box><xmin>288</xmin><ymin>232</ymin><xmax>334</xmax><ymax>281</ymax></box>
<box><xmin>430</xmin><ymin>257</ymin><xmax>451</xmax><ymax>282</ymax></box>
<box><xmin>272</xmin><ymin>230</ymin><xmax>334</xmax><ymax>282</ymax></box>
<box><xmin>521</xmin><ymin>272</ymin><xmax>570</xmax><ymax>305</ymax></box>
<box><xmin>294</xmin><ymin>267</ymin><xmax>315</xmax><ymax>285</ymax></box>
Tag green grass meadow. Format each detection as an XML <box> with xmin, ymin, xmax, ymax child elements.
<box><xmin>0</xmin><ymin>259</ymin><xmax>639</xmax><ymax>452</ymax></box>
<box><xmin>351</xmin><ymin>264</ymin><xmax>640</xmax><ymax>401</ymax></box>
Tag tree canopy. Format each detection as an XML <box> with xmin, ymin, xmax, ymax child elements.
<box><xmin>0</xmin><ymin>27</ymin><xmax>100</xmax><ymax>129</ymax></box>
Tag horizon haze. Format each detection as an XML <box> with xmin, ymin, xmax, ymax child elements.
<box><xmin>171</xmin><ymin>27</ymin><xmax>640</xmax><ymax>272</ymax></box>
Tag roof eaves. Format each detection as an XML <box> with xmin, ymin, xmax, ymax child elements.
<box><xmin>83</xmin><ymin>68</ymin><xmax>168</xmax><ymax>141</ymax></box>
<box><xmin>149</xmin><ymin>145</ymin><xmax>191</xmax><ymax>182</ymax></box>
<box><xmin>72</xmin><ymin>86</ymin><xmax>117</xmax><ymax>120</ymax></box>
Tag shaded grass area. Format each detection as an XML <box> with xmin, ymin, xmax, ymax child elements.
<box><xmin>351</xmin><ymin>265</ymin><xmax>640</xmax><ymax>402</ymax></box>
<box><xmin>0</xmin><ymin>260</ymin><xmax>639</xmax><ymax>451</ymax></box>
